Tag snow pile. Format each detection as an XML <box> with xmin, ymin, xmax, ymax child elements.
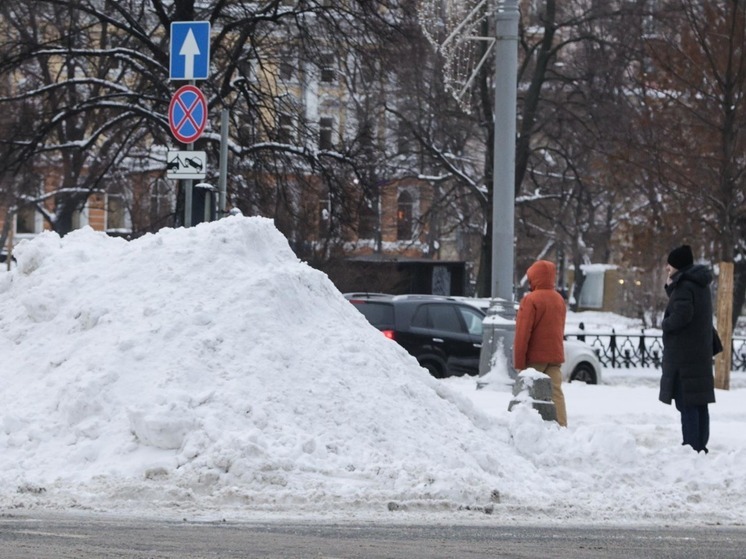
<box><xmin>0</xmin><ymin>217</ymin><xmax>537</xmax><ymax>517</ymax></box>
<box><xmin>0</xmin><ymin>216</ymin><xmax>745</xmax><ymax>526</ymax></box>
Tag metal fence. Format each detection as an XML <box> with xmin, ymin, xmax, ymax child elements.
<box><xmin>566</xmin><ymin>330</ymin><xmax>746</xmax><ymax>371</ymax></box>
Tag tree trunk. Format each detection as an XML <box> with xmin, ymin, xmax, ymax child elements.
<box><xmin>715</xmin><ymin>261</ymin><xmax>734</xmax><ymax>390</ymax></box>
<box><xmin>476</xmin><ymin>220</ymin><xmax>492</xmax><ymax>297</ymax></box>
<box><xmin>733</xmin><ymin>259</ymin><xmax>746</xmax><ymax>330</ymax></box>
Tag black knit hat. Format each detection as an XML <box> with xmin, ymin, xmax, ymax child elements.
<box><xmin>667</xmin><ymin>245</ymin><xmax>693</xmax><ymax>270</ymax></box>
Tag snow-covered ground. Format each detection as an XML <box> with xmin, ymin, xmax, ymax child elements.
<box><xmin>0</xmin><ymin>216</ymin><xmax>744</xmax><ymax>526</ymax></box>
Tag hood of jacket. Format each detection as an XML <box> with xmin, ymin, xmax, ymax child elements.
<box><xmin>527</xmin><ymin>260</ymin><xmax>557</xmax><ymax>291</ymax></box>
<box><xmin>675</xmin><ymin>264</ymin><xmax>713</xmax><ymax>288</ymax></box>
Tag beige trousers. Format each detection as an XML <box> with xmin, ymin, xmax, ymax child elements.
<box><xmin>528</xmin><ymin>362</ymin><xmax>567</xmax><ymax>427</ymax></box>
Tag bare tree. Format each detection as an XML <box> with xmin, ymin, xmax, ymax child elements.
<box><xmin>612</xmin><ymin>1</ymin><xmax>746</xmax><ymax>332</ymax></box>
<box><xmin>622</xmin><ymin>0</ymin><xmax>746</xmax><ymax>386</ymax></box>
<box><xmin>0</xmin><ymin>0</ymin><xmax>411</xmax><ymax>243</ymax></box>
<box><xmin>408</xmin><ymin>1</ymin><xmax>635</xmax><ymax>296</ymax></box>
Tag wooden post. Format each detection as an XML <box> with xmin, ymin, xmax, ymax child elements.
<box><xmin>715</xmin><ymin>261</ymin><xmax>734</xmax><ymax>390</ymax></box>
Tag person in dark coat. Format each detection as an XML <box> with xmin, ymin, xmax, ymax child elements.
<box><xmin>659</xmin><ymin>245</ymin><xmax>716</xmax><ymax>453</ymax></box>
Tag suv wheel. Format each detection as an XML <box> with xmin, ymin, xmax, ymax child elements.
<box><xmin>418</xmin><ymin>356</ymin><xmax>447</xmax><ymax>379</ymax></box>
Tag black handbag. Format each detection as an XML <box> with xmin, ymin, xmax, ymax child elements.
<box><xmin>713</xmin><ymin>327</ymin><xmax>724</xmax><ymax>356</ymax></box>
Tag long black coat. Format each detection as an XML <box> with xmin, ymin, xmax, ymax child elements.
<box><xmin>659</xmin><ymin>264</ymin><xmax>716</xmax><ymax>407</ymax></box>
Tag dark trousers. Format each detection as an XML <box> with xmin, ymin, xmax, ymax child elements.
<box><xmin>674</xmin><ymin>398</ymin><xmax>710</xmax><ymax>453</ymax></box>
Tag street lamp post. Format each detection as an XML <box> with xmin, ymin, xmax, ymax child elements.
<box><xmin>478</xmin><ymin>0</ymin><xmax>519</xmax><ymax>384</ymax></box>
<box><xmin>491</xmin><ymin>0</ymin><xmax>518</xmax><ymax>302</ymax></box>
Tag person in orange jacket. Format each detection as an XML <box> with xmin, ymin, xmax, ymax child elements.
<box><xmin>513</xmin><ymin>260</ymin><xmax>568</xmax><ymax>426</ymax></box>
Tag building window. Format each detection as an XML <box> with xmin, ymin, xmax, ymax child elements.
<box><xmin>279</xmin><ymin>48</ymin><xmax>295</xmax><ymax>81</ymax></box>
<box><xmin>106</xmin><ymin>194</ymin><xmax>127</xmax><ymax>231</ymax></box>
<box><xmin>72</xmin><ymin>203</ymin><xmax>89</xmax><ymax>229</ymax></box>
<box><xmin>277</xmin><ymin>113</ymin><xmax>294</xmax><ymax>143</ymax></box>
<box><xmin>319</xmin><ymin>54</ymin><xmax>335</xmax><ymax>83</ymax></box>
<box><xmin>319</xmin><ymin>117</ymin><xmax>333</xmax><ymax>150</ymax></box>
<box><xmin>358</xmin><ymin>196</ymin><xmax>377</xmax><ymax>239</ymax></box>
<box><xmin>15</xmin><ymin>205</ymin><xmax>38</xmax><ymax>234</ymax></box>
<box><xmin>397</xmin><ymin>191</ymin><xmax>414</xmax><ymax>241</ymax></box>
<box><xmin>150</xmin><ymin>180</ymin><xmax>173</xmax><ymax>224</ymax></box>
<box><xmin>396</xmin><ymin>120</ymin><xmax>411</xmax><ymax>155</ymax></box>
<box><xmin>318</xmin><ymin>191</ymin><xmax>331</xmax><ymax>236</ymax></box>
<box><xmin>238</xmin><ymin>122</ymin><xmax>257</xmax><ymax>145</ymax></box>
<box><xmin>280</xmin><ymin>60</ymin><xmax>294</xmax><ymax>81</ymax></box>
<box><xmin>360</xmin><ymin>58</ymin><xmax>377</xmax><ymax>86</ymax></box>
<box><xmin>642</xmin><ymin>0</ymin><xmax>660</xmax><ymax>36</ymax></box>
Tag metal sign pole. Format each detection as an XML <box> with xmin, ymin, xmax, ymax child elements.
<box><xmin>218</xmin><ymin>109</ymin><xmax>229</xmax><ymax>217</ymax></box>
<box><xmin>183</xmin><ymin>79</ymin><xmax>196</xmax><ymax>227</ymax></box>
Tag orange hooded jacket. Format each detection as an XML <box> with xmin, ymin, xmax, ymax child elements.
<box><xmin>513</xmin><ymin>260</ymin><xmax>566</xmax><ymax>371</ymax></box>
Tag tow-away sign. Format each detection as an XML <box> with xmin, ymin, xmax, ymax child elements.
<box><xmin>166</xmin><ymin>150</ymin><xmax>206</xmax><ymax>179</ymax></box>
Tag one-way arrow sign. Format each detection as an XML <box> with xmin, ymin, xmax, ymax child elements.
<box><xmin>170</xmin><ymin>21</ymin><xmax>210</xmax><ymax>80</ymax></box>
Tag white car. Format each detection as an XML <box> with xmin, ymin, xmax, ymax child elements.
<box><xmin>562</xmin><ymin>338</ymin><xmax>603</xmax><ymax>384</ymax></box>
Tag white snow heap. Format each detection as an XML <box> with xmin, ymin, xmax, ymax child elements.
<box><xmin>1</xmin><ymin>216</ymin><xmax>745</xmax><ymax>526</ymax></box>
<box><xmin>0</xmin><ymin>216</ymin><xmax>537</xmax><ymax>516</ymax></box>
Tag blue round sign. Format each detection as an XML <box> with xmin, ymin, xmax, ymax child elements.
<box><xmin>168</xmin><ymin>85</ymin><xmax>207</xmax><ymax>144</ymax></box>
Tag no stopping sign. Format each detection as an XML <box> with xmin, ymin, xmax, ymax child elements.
<box><xmin>168</xmin><ymin>85</ymin><xmax>207</xmax><ymax>144</ymax></box>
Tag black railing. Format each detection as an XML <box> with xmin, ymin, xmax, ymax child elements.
<box><xmin>566</xmin><ymin>329</ymin><xmax>746</xmax><ymax>371</ymax></box>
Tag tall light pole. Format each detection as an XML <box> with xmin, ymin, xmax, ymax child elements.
<box><xmin>478</xmin><ymin>0</ymin><xmax>519</xmax><ymax>383</ymax></box>
<box><xmin>491</xmin><ymin>0</ymin><xmax>518</xmax><ymax>301</ymax></box>
<box><xmin>416</xmin><ymin>0</ymin><xmax>520</xmax><ymax>383</ymax></box>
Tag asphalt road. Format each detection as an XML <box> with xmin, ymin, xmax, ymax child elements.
<box><xmin>1</xmin><ymin>513</ymin><xmax>744</xmax><ymax>558</ymax></box>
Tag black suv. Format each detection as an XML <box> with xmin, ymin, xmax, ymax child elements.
<box><xmin>345</xmin><ymin>293</ymin><xmax>485</xmax><ymax>378</ymax></box>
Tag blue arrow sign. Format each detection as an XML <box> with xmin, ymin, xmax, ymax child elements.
<box><xmin>170</xmin><ymin>21</ymin><xmax>210</xmax><ymax>80</ymax></box>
